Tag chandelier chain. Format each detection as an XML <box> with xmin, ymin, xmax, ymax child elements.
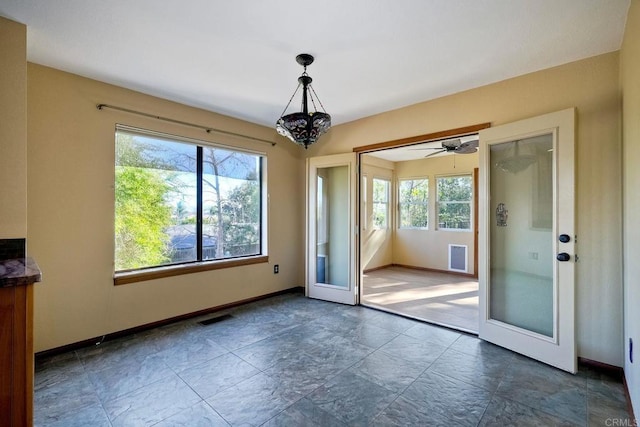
<box><xmin>277</xmin><ymin>83</ymin><xmax>301</xmax><ymax>119</ymax></box>
<box><xmin>309</xmin><ymin>85</ymin><xmax>328</xmax><ymax>113</ymax></box>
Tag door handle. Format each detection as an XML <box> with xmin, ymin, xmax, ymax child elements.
<box><xmin>556</xmin><ymin>253</ymin><xmax>570</xmax><ymax>262</ymax></box>
<box><xmin>558</xmin><ymin>234</ymin><xmax>571</xmax><ymax>243</ymax></box>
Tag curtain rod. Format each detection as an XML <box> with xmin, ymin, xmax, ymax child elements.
<box><xmin>96</xmin><ymin>103</ymin><xmax>276</xmax><ymax>146</ymax></box>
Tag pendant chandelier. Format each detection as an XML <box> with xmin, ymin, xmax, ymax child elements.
<box><xmin>276</xmin><ymin>54</ymin><xmax>331</xmax><ymax>149</ymax></box>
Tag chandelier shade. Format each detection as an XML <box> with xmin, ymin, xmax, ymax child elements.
<box><xmin>276</xmin><ymin>54</ymin><xmax>331</xmax><ymax>149</ymax></box>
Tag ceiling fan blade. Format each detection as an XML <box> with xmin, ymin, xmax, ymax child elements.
<box><xmin>424</xmin><ymin>149</ymin><xmax>446</xmax><ymax>158</ymax></box>
<box><xmin>408</xmin><ymin>147</ymin><xmax>444</xmax><ymax>150</ymax></box>
<box><xmin>461</xmin><ymin>140</ymin><xmax>479</xmax><ymax>148</ymax></box>
<box><xmin>455</xmin><ymin>140</ymin><xmax>479</xmax><ymax>154</ymax></box>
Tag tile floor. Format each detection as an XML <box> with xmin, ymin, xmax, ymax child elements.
<box><xmin>363</xmin><ymin>267</ymin><xmax>479</xmax><ymax>333</ymax></box>
<box><xmin>35</xmin><ymin>292</ymin><xmax>632</xmax><ymax>426</ymax></box>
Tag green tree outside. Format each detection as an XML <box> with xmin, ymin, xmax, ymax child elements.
<box><xmin>218</xmin><ymin>176</ymin><xmax>260</xmax><ymax>255</ymax></box>
<box><xmin>115</xmin><ymin>134</ymin><xmax>174</xmax><ymax>270</ymax></box>
<box><xmin>115</xmin><ymin>166</ymin><xmax>173</xmax><ymax>270</ymax></box>
<box><xmin>399</xmin><ymin>179</ymin><xmax>429</xmax><ymax>228</ymax></box>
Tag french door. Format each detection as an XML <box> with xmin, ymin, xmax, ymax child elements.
<box><xmin>306</xmin><ymin>153</ymin><xmax>358</xmax><ymax>305</ymax></box>
<box><xmin>478</xmin><ymin>108</ymin><xmax>576</xmax><ymax>373</ymax></box>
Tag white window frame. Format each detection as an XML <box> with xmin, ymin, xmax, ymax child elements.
<box><xmin>436</xmin><ymin>174</ymin><xmax>473</xmax><ymax>232</ymax></box>
<box><xmin>398</xmin><ymin>177</ymin><xmax>429</xmax><ymax>230</ymax></box>
<box><xmin>372</xmin><ymin>177</ymin><xmax>390</xmax><ymax>229</ymax></box>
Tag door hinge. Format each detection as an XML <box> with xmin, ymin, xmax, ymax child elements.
<box><xmin>574</xmin><ymin>254</ymin><xmax>579</xmax><ymax>262</ymax></box>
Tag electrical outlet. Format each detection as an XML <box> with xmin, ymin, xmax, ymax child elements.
<box><xmin>274</xmin><ymin>264</ymin><xmax>279</xmax><ymax>274</ymax></box>
<box><xmin>528</xmin><ymin>252</ymin><xmax>538</xmax><ymax>260</ymax></box>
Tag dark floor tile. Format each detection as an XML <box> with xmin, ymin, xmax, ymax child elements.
<box><xmin>35</xmin><ymin>350</ymin><xmax>80</xmax><ymax>372</ymax></box>
<box><xmin>200</xmin><ymin>319</ymin><xmax>295</xmax><ymax>351</ymax></box>
<box><xmin>371</xmin><ymin>395</ymin><xmax>459</xmax><ymax>427</ymax></box>
<box><xmin>227</xmin><ymin>303</ymin><xmax>303</xmax><ymax>335</ymax></box>
<box><xmin>264</xmin><ymin>353</ymin><xmax>344</xmax><ymax>395</ymax></box>
<box><xmin>379</xmin><ymin>334</ymin><xmax>447</xmax><ymax>365</ymax></box>
<box><xmin>35</xmin><ymin>352</ymin><xmax>85</xmax><ymax>390</ymax></box>
<box><xmin>206</xmin><ymin>372</ymin><xmax>303</xmax><ymax>426</ymax></box>
<box><xmin>339</xmin><ymin>305</ymin><xmax>391</xmax><ymax>324</ymax></box>
<box><xmin>262</xmin><ymin>397</ymin><xmax>347</xmax><ymax>427</ymax></box>
<box><xmin>153</xmin><ymin>401</ymin><xmax>230</xmax><ymax>426</ymax></box>
<box><xmin>302</xmin><ymin>334</ymin><xmax>375</xmax><ymax>370</ymax></box>
<box><xmin>267</xmin><ymin>297</ymin><xmax>329</xmax><ymax>323</ymax></box>
<box><xmin>508</xmin><ymin>355</ymin><xmax>587</xmax><ymax>389</ymax></box>
<box><xmin>429</xmin><ymin>348</ymin><xmax>511</xmax><ymax>392</ymax></box>
<box><xmin>587</xmin><ymin>370</ymin><xmax>628</xmax><ymax>405</ymax></box>
<box><xmin>364</xmin><ymin>311</ymin><xmax>420</xmax><ymax>333</ymax></box>
<box><xmin>76</xmin><ymin>334</ymin><xmax>159</xmax><ymax>373</ymax></box>
<box><xmin>88</xmin><ymin>354</ymin><xmax>174</xmax><ymax>403</ymax></box>
<box><xmin>402</xmin><ymin>370</ymin><xmax>492</xmax><ymax>426</ymax></box>
<box><xmin>497</xmin><ymin>357</ymin><xmax>587</xmax><ymax>425</ymax></box>
<box><xmin>449</xmin><ymin>333</ymin><xmax>515</xmax><ymax>359</ymax></box>
<box><xmin>587</xmin><ymin>393</ymin><xmax>632</xmax><ymax>426</ymax></box>
<box><xmin>334</xmin><ymin>322</ymin><xmax>401</xmax><ymax>349</ymax></box>
<box><xmin>307</xmin><ymin>371</ymin><xmax>398</xmax><ymax>426</ymax></box>
<box><xmin>179</xmin><ymin>352</ymin><xmax>260</xmax><ymax>399</ymax></box>
<box><xmin>479</xmin><ymin>395</ymin><xmax>579</xmax><ymax>426</ymax></box>
<box><xmin>233</xmin><ymin>332</ymin><xmax>312</xmax><ymax>370</ymax></box>
<box><xmin>402</xmin><ymin>322</ymin><xmax>461</xmax><ymax>347</ymax></box>
<box><xmin>156</xmin><ymin>333</ymin><xmax>228</xmax><ymax>372</ymax></box>
<box><xmin>34</xmin><ymin>293</ymin><xmax>631</xmax><ymax>427</ymax></box>
<box><xmin>35</xmin><ymin>401</ymin><xmax>112</xmax><ymax>427</ymax></box>
<box><xmin>280</xmin><ymin>320</ymin><xmax>344</xmax><ymax>345</ymax></box>
<box><xmin>34</xmin><ymin>373</ymin><xmax>102</xmax><ymax>426</ymax></box>
<box><xmin>349</xmin><ymin>350</ymin><xmax>427</xmax><ymax>393</ymax></box>
<box><xmin>103</xmin><ymin>374</ymin><xmax>201</xmax><ymax>426</ymax></box>
<box><xmin>135</xmin><ymin>319</ymin><xmax>199</xmax><ymax>351</ymax></box>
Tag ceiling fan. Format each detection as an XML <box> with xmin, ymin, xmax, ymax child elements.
<box><xmin>411</xmin><ymin>138</ymin><xmax>479</xmax><ymax>158</ymax></box>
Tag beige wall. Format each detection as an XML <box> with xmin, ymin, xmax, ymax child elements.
<box><xmin>621</xmin><ymin>0</ymin><xmax>640</xmax><ymax>414</ymax></box>
<box><xmin>393</xmin><ymin>153</ymin><xmax>477</xmax><ymax>274</ymax></box>
<box><xmin>311</xmin><ymin>52</ymin><xmax>623</xmax><ymax>366</ymax></box>
<box><xmin>0</xmin><ymin>17</ymin><xmax>27</xmax><ymax>238</ymax></box>
<box><xmin>27</xmin><ymin>64</ymin><xmax>305</xmax><ymax>352</ymax></box>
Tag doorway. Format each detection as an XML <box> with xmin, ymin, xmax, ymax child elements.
<box><xmin>308</xmin><ymin>111</ymin><xmax>576</xmax><ymax>372</ymax></box>
<box><xmin>358</xmin><ymin>129</ymin><xmax>483</xmax><ymax>333</ymax></box>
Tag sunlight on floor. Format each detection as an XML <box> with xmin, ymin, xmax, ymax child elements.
<box><xmin>362</xmin><ymin>267</ymin><xmax>479</xmax><ymax>333</ymax></box>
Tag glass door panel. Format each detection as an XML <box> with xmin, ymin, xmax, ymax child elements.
<box><xmin>489</xmin><ymin>135</ymin><xmax>554</xmax><ymax>337</ymax></box>
<box><xmin>316</xmin><ymin>166</ymin><xmax>349</xmax><ymax>288</ymax></box>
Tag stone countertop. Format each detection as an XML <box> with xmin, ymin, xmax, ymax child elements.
<box><xmin>0</xmin><ymin>257</ymin><xmax>42</xmax><ymax>287</ymax></box>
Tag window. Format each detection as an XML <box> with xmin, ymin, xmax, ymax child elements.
<box><xmin>399</xmin><ymin>178</ymin><xmax>429</xmax><ymax>228</ymax></box>
<box><xmin>437</xmin><ymin>175</ymin><xmax>472</xmax><ymax>230</ymax></box>
<box><xmin>372</xmin><ymin>178</ymin><xmax>390</xmax><ymax>229</ymax></box>
<box><xmin>115</xmin><ymin>127</ymin><xmax>264</xmax><ymax>273</ymax></box>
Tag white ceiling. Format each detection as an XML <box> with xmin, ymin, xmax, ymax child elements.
<box><xmin>0</xmin><ymin>0</ymin><xmax>630</xmax><ymax>133</ymax></box>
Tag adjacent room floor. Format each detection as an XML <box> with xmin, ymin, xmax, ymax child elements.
<box><xmin>362</xmin><ymin>266</ymin><xmax>479</xmax><ymax>333</ymax></box>
<box><xmin>35</xmin><ymin>292</ymin><xmax>630</xmax><ymax>426</ymax></box>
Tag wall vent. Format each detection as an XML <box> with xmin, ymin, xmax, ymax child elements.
<box><xmin>198</xmin><ymin>314</ymin><xmax>233</xmax><ymax>326</ymax></box>
<box><xmin>448</xmin><ymin>244</ymin><xmax>468</xmax><ymax>273</ymax></box>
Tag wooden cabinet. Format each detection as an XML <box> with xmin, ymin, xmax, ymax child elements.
<box><xmin>0</xmin><ymin>258</ymin><xmax>41</xmax><ymax>427</ymax></box>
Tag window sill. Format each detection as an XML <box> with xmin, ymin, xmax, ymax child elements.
<box><xmin>114</xmin><ymin>255</ymin><xmax>269</xmax><ymax>286</ymax></box>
